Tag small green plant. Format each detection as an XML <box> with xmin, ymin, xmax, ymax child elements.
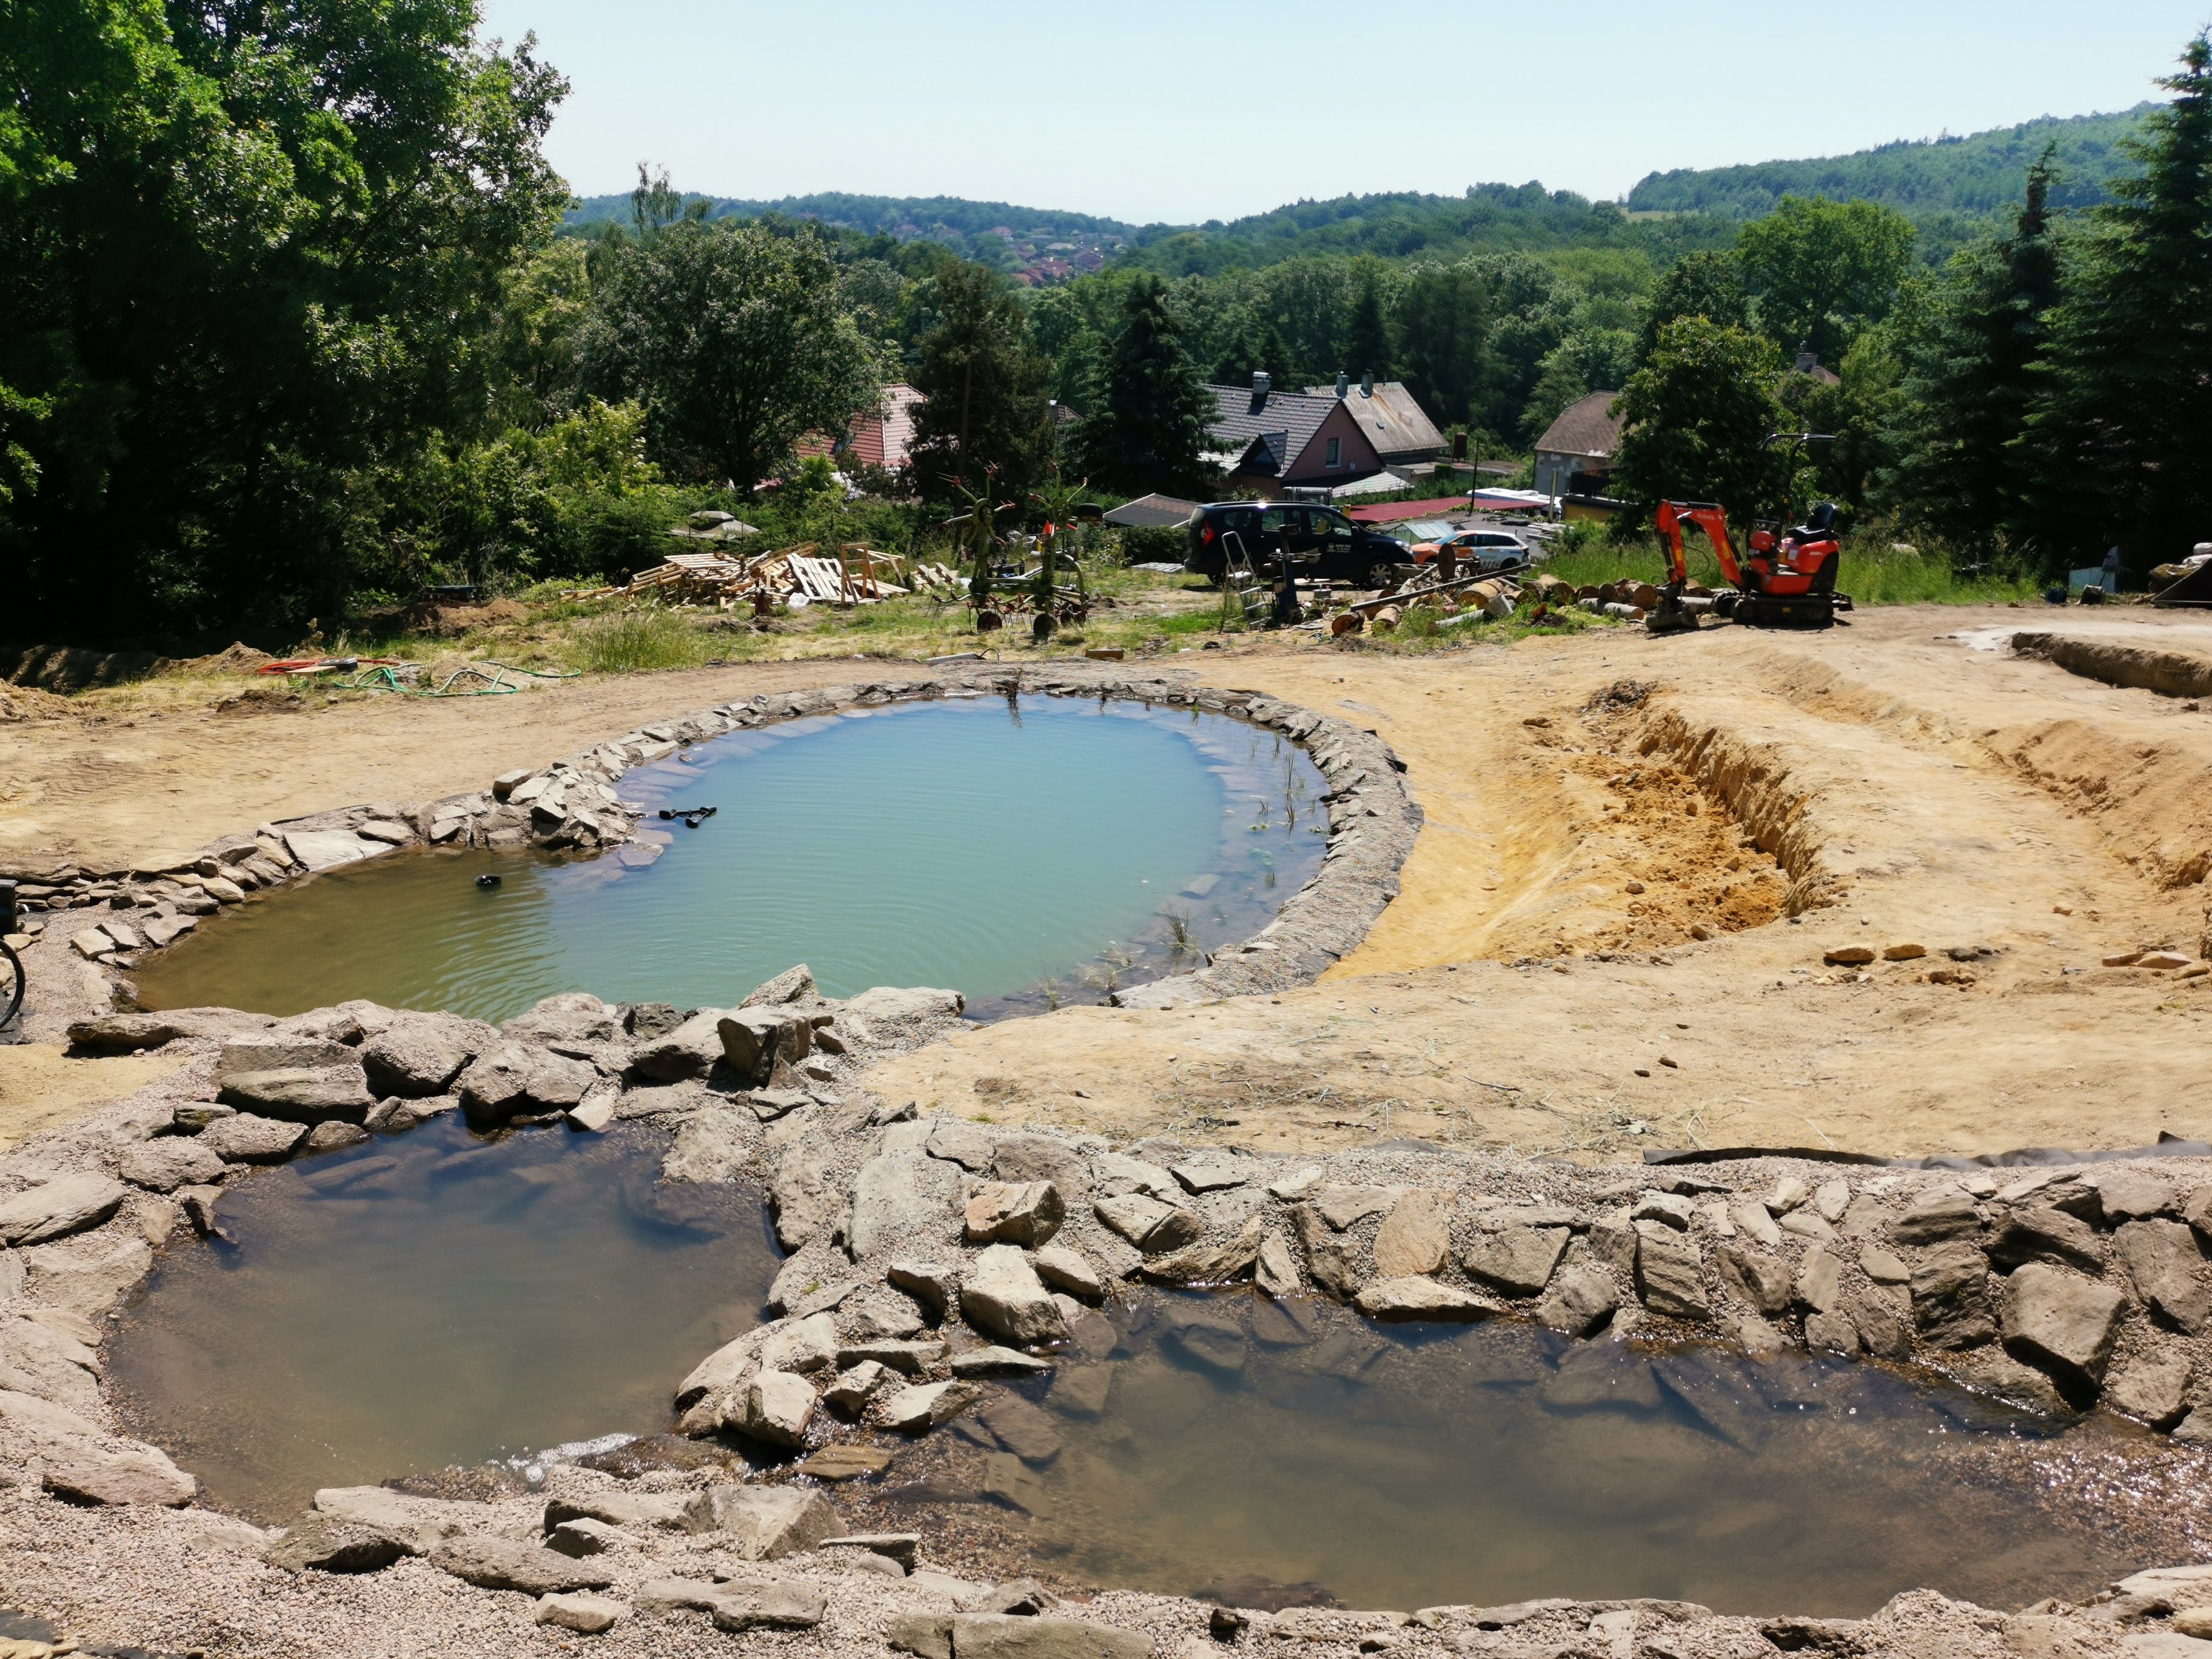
<box><xmin>1162</xmin><ymin>908</ymin><xmax>1192</xmax><ymax>954</ymax></box>
<box><xmin>566</xmin><ymin>607</ymin><xmax>708</xmax><ymax>673</ymax></box>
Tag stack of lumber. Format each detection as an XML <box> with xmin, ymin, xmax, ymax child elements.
<box><xmin>564</xmin><ymin>543</ymin><xmax>910</xmax><ymax>608</ymax></box>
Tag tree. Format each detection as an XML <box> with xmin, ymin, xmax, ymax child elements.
<box><xmin>578</xmin><ymin>220</ymin><xmax>880</xmax><ymax>494</ymax></box>
<box><xmin>2023</xmin><ymin>31</ymin><xmax>2212</xmax><ymax>568</ymax></box>
<box><xmin>1340</xmin><ymin>260</ymin><xmax>1392</xmax><ymax>381</ymax></box>
<box><xmin>2</xmin><ymin>0</ymin><xmax>571</xmax><ymax>635</ymax></box>
<box><xmin>1073</xmin><ymin>274</ymin><xmax>1216</xmax><ymax>497</ymax></box>
<box><xmin>1520</xmin><ymin>328</ymin><xmax>1637</xmax><ymax>443</ymax></box>
<box><xmin>1391</xmin><ymin>263</ymin><xmax>1493</xmax><ymax>431</ymax></box>
<box><xmin>904</xmin><ymin>261</ymin><xmax>1054</xmax><ymax>504</ymax></box>
<box><xmin>1208</xmin><ymin>315</ymin><xmax>1292</xmax><ymax>388</ymax></box>
<box><xmin>1738</xmin><ymin>196</ymin><xmax>1916</xmax><ymax>364</ymax></box>
<box><xmin>1880</xmin><ymin>151</ymin><xmax>2065</xmax><ymax>557</ymax></box>
<box><xmin>1633</xmin><ymin>250</ymin><xmax>1751</xmax><ymax>364</ymax></box>
<box><xmin>1612</xmin><ymin>318</ymin><xmax>1791</xmax><ymax>530</ymax></box>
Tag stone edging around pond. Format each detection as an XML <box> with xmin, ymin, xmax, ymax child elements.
<box><xmin>7</xmin><ymin>980</ymin><xmax>2212</xmax><ymax>1649</ymax></box>
<box><xmin>6</xmin><ymin>664</ymin><xmax>1421</xmax><ymax>1014</ymax></box>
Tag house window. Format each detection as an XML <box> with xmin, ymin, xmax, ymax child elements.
<box><xmin>1325</xmin><ymin>437</ymin><xmax>1342</xmax><ymax>469</ymax></box>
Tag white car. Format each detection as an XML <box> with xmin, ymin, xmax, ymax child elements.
<box><xmin>1409</xmin><ymin>527</ymin><xmax>1534</xmax><ymax>574</ymax></box>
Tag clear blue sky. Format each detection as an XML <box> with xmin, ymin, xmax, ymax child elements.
<box><xmin>477</xmin><ymin>1</ymin><xmax>2212</xmax><ymax>223</ymax></box>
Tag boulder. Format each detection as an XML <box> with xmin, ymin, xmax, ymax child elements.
<box><xmin>740</xmin><ymin>965</ymin><xmax>817</xmax><ymax>1007</ymax></box>
<box><xmin>825</xmin><ymin>1360</ymin><xmax>897</xmax><ymax>1412</ymax></box>
<box><xmin>43</xmin><ymin>1442</ymin><xmax>195</xmax><ymax>1506</ymax></box>
<box><xmin>840</xmin><ymin>1339</ymin><xmax>947</xmax><ymax>1376</ymax></box>
<box><xmin>429</xmin><ymin>1535</ymin><xmax>615</xmax><ymax>1594</ymax></box>
<box><xmin>1893</xmin><ymin>1187</ymin><xmax>1982</xmax><ymax>1245</ymax></box>
<box><xmin>502</xmin><ymin>992</ymin><xmax>620</xmax><ymax>1046</ymax></box>
<box><xmin>849</xmin><ymin>1155</ymin><xmax>962</xmax><ymax>1258</ymax></box>
<box><xmin>2091</xmin><ymin>1169</ymin><xmax>2179</xmax><ymax>1222</ymax></box>
<box><xmin>1158</xmin><ymin>1307</ymin><xmax>1247</xmax><ymax>1372</ymax></box>
<box><xmin>886</xmin><ymin>1259</ymin><xmax>960</xmax><ymax>1319</ymax></box>
<box><xmin>66</xmin><ymin>1008</ymin><xmax>276</xmax><ymax>1051</ymax></box>
<box><xmin>0</xmin><ymin>1317</ymin><xmax>101</xmax><ymax>1412</ymax></box>
<box><xmin>993</xmin><ymin>1133</ymin><xmax>1093</xmax><ymax>1196</ymax></box>
<box><xmin>2001</xmin><ymin>1262</ymin><xmax>2127</xmax><ymax>1390</ymax></box>
<box><xmin>950</xmin><ymin>1614</ymin><xmax>1153</xmax><ymax>1659</ymax></box>
<box><xmin>1169</xmin><ymin>1156</ymin><xmax>1248</xmax><ymax>1195</ymax></box>
<box><xmin>535</xmin><ymin>1593</ymin><xmax>629</xmax><ymax>1634</ymax></box>
<box><xmin>733</xmin><ymin>1370</ymin><xmax>816</xmax><ymax>1448</ymax></box>
<box><xmin>361</xmin><ymin>1013</ymin><xmax>490</xmax><ymax>1097</ymax></box>
<box><xmin>1534</xmin><ymin>1265</ymin><xmax>1620</xmax><ymax>1336</ymax></box>
<box><xmin>712</xmin><ymin>1586</ymin><xmax>831</xmax><ymax>1632</ymax></box>
<box><xmin>213</xmin><ymin>1038</ymin><xmax>373</xmax><ymax>1122</ymax></box>
<box><xmin>1911</xmin><ymin>1239</ymin><xmax>1996</xmax><ymax>1349</ymax></box>
<box><xmin>965</xmin><ymin>1181</ymin><xmax>1065</xmax><ymax>1247</ymax></box>
<box><xmin>1290</xmin><ymin>1204</ymin><xmax>1363</xmax><ymax>1300</ymax></box>
<box><xmin>1094</xmin><ymin>1153</ymin><xmax>1177</xmax><ymax>1199</ymax></box>
<box><xmin>953</xmin><ymin>1346</ymin><xmax>1053</xmax><ymax>1378</ymax></box>
<box><xmin>770</xmin><ymin>1138</ymin><xmax>842</xmax><ymax>1253</ymax></box>
<box><xmin>1988</xmin><ymin>1207</ymin><xmax>2105</xmax><ymax>1274</ymax></box>
<box><xmin>1353</xmin><ymin>1276</ymin><xmax>1501</xmax><ymax>1322</ymax></box>
<box><xmin>1255</xmin><ymin>1232</ymin><xmax>1300</xmax><ymax>1299</ymax></box>
<box><xmin>1794</xmin><ymin>1246</ymin><xmax>1843</xmax><ymax>1313</ymax></box>
<box><xmin>1716</xmin><ymin>1244</ymin><xmax>1794</xmax><ymax>1316</ymax></box>
<box><xmin>0</xmin><ymin>1173</ymin><xmax>127</xmax><ymax>1245</ymax></box>
<box><xmin>310</xmin><ymin>1486</ymin><xmax>481</xmax><ymax>1554</ymax></box>
<box><xmin>1312</xmin><ymin>1184</ymin><xmax>1395</xmax><ymax>1230</ymax></box>
<box><xmin>1093</xmin><ymin>1192</ymin><xmax>1202</xmax><ymax>1254</ymax></box>
<box><xmin>717</xmin><ymin>1010</ymin><xmax>813</xmax><ymax>1084</ymax></box>
<box><xmin>976</xmin><ymin>1394</ymin><xmax>1064</xmax><ymax>1464</ymax></box>
<box><xmin>542</xmin><ymin>1492</ymin><xmax>692</xmax><ymax>1533</ymax></box>
<box><xmin>565</xmin><ymin>1083</ymin><xmax>619</xmax><ymax>1133</ymax></box>
<box><xmin>1461</xmin><ymin>1226</ymin><xmax>1570</xmax><ymax>1297</ymax></box>
<box><xmin>821</xmin><ymin>1531</ymin><xmax>920</xmax><ymax>1568</ymax></box>
<box><xmin>631</xmin><ymin>1010</ymin><xmax>728</xmax><ymax>1082</ymax></box>
<box><xmin>303</xmin><ymin>1121</ymin><xmax>369</xmax><ymax>1154</ymax></box>
<box><xmin>198</xmin><ymin>1113</ymin><xmax>308</xmax><ymax>1164</ymax></box>
<box><xmin>116</xmin><ymin>1138</ymin><xmax>226</xmax><ymax>1194</ymax></box>
<box><xmin>881</xmin><ymin>1379</ymin><xmax>983</xmax><ymax>1433</ymax></box>
<box><xmin>1141</xmin><ymin>1216</ymin><xmax>1265</xmax><ymax>1286</ymax></box>
<box><xmin>2115</xmin><ymin>1220</ymin><xmax>2208</xmax><ymax>1333</ymax></box>
<box><xmin>263</xmin><ymin>1513</ymin><xmax>412</xmax><ymax>1574</ymax></box>
<box><xmin>1371</xmin><ymin>1189</ymin><xmax>1452</xmax><ymax>1276</ymax></box>
<box><xmin>2105</xmin><ymin>1353</ymin><xmax>2192</xmax><ymax>1429</ymax></box>
<box><xmin>1634</xmin><ymin>1224</ymin><xmax>1711</xmax><ymax>1321</ymax></box>
<box><xmin>1730</xmin><ymin>1199</ymin><xmax>1784</xmax><ymax>1248</ymax></box>
<box><xmin>960</xmin><ymin>1245</ymin><xmax>1069</xmax><ymax>1344</ymax></box>
<box><xmin>680</xmin><ymin>1484</ymin><xmax>844</xmax><ymax>1558</ymax></box>
<box><xmin>1032</xmin><ymin>1245</ymin><xmax>1105</xmax><ymax>1302</ymax></box>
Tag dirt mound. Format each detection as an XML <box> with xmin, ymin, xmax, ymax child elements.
<box><xmin>0</xmin><ymin>684</ymin><xmax>72</xmax><ymax>722</ymax></box>
<box><xmin>169</xmin><ymin>641</ymin><xmax>275</xmax><ymax>675</ymax></box>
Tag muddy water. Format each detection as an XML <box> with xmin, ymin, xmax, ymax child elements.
<box><xmin>106</xmin><ymin>1119</ymin><xmax>779</xmax><ymax>1520</ymax></box>
<box><xmin>133</xmin><ymin>695</ymin><xmax>1326</xmax><ymax>1024</ymax></box>
<box><xmin>882</xmin><ymin>1295</ymin><xmax>2168</xmax><ymax>1617</ymax></box>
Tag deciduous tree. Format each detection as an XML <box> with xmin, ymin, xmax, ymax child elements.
<box><xmin>1738</xmin><ymin>196</ymin><xmax>1915</xmax><ymax>364</ymax></box>
<box><xmin>1612</xmin><ymin>318</ymin><xmax>1791</xmax><ymax>530</ymax></box>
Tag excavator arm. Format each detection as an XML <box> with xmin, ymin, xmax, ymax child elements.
<box><xmin>1654</xmin><ymin>500</ymin><xmax>1744</xmax><ymax>589</ymax></box>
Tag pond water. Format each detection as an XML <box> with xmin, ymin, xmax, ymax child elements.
<box><xmin>133</xmin><ymin>695</ymin><xmax>1326</xmax><ymax>1024</ymax></box>
<box><xmin>105</xmin><ymin>1118</ymin><xmax>779</xmax><ymax>1520</ymax></box>
<box><xmin>874</xmin><ymin>1293</ymin><xmax>2167</xmax><ymax>1618</ymax></box>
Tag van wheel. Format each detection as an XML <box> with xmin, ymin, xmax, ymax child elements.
<box><xmin>1360</xmin><ymin>559</ymin><xmax>1393</xmax><ymax>591</ymax></box>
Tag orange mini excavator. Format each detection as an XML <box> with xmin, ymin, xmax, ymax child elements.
<box><xmin>1644</xmin><ymin>456</ymin><xmax>1853</xmax><ymax>632</ymax></box>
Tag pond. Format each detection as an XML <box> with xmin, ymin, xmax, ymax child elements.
<box><xmin>104</xmin><ymin>1117</ymin><xmax>780</xmax><ymax>1520</ymax></box>
<box><xmin>869</xmin><ymin>1292</ymin><xmax>2171</xmax><ymax>1618</ymax></box>
<box><xmin>133</xmin><ymin>695</ymin><xmax>1327</xmax><ymax>1024</ymax></box>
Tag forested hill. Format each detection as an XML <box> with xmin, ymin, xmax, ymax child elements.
<box><xmin>1626</xmin><ymin>105</ymin><xmax>2154</xmax><ymax>221</ymax></box>
<box><xmin>1114</xmin><ymin>185</ymin><xmax>1734</xmax><ymax>276</ymax></box>
<box><xmin>565</xmin><ymin>190</ymin><xmax>1144</xmax><ymax>270</ymax></box>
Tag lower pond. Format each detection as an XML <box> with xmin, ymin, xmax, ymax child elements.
<box><xmin>132</xmin><ymin>695</ymin><xmax>1326</xmax><ymax>1023</ymax></box>
<box><xmin>104</xmin><ymin>1118</ymin><xmax>779</xmax><ymax>1520</ymax></box>
<box><xmin>865</xmin><ymin>1294</ymin><xmax>2171</xmax><ymax>1618</ymax></box>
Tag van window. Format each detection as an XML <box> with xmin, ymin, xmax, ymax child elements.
<box><xmin>1312</xmin><ymin>508</ymin><xmax>1353</xmax><ymax>537</ymax></box>
<box><xmin>1258</xmin><ymin>506</ymin><xmax>1293</xmax><ymax>535</ymax></box>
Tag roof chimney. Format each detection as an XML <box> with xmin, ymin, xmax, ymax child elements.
<box><xmin>1360</xmin><ymin>372</ymin><xmax>1373</xmax><ymax>398</ymax></box>
<box><xmin>1252</xmin><ymin>370</ymin><xmax>1270</xmax><ymax>398</ymax></box>
<box><xmin>1334</xmin><ymin>370</ymin><xmax>1348</xmax><ymax>399</ymax></box>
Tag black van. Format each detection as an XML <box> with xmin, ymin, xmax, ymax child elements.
<box><xmin>1183</xmin><ymin>501</ymin><xmax>1407</xmax><ymax>589</ymax></box>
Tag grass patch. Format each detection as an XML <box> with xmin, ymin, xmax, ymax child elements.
<box><xmin>1538</xmin><ymin>530</ymin><xmax>2040</xmax><ymax>606</ymax></box>
<box><xmin>565</xmin><ymin>608</ymin><xmax>715</xmax><ymax>674</ymax></box>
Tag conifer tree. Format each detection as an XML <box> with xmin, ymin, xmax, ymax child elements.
<box><xmin>2025</xmin><ymin>32</ymin><xmax>2212</xmax><ymax>566</ymax></box>
<box><xmin>1073</xmin><ymin>275</ymin><xmax>1215</xmax><ymax>497</ymax></box>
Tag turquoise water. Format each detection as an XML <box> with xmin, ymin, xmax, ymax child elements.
<box><xmin>135</xmin><ymin>694</ymin><xmax>1327</xmax><ymax>1023</ymax></box>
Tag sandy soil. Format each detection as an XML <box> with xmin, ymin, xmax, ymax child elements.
<box><xmin>7</xmin><ymin>603</ymin><xmax>2212</xmax><ymax>1161</ymax></box>
<box><xmin>0</xmin><ymin>1044</ymin><xmax>188</xmax><ymax>1147</ymax></box>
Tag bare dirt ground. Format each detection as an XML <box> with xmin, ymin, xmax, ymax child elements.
<box><xmin>7</xmin><ymin>603</ymin><xmax>2212</xmax><ymax>1162</ymax></box>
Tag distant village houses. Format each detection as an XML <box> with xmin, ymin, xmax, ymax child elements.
<box><xmin>1532</xmin><ymin>390</ymin><xmax>1624</xmax><ymax>500</ymax></box>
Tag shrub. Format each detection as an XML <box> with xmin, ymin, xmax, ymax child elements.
<box><xmin>1119</xmin><ymin>525</ymin><xmax>1187</xmax><ymax>566</ymax></box>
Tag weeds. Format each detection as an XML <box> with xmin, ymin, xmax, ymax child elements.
<box><xmin>566</xmin><ymin>607</ymin><xmax>711</xmax><ymax>674</ymax></box>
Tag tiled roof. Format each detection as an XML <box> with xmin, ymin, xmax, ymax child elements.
<box><xmin>1101</xmin><ymin>493</ymin><xmax>1199</xmax><ymax>529</ymax></box>
<box><xmin>1534</xmin><ymin>390</ymin><xmax>1624</xmax><ymax>460</ymax></box>
<box><xmin>1206</xmin><ymin>385</ymin><xmax>1339</xmax><ymax>475</ymax></box>
<box><xmin>1304</xmin><ymin>380</ymin><xmax>1445</xmax><ymax>461</ymax></box>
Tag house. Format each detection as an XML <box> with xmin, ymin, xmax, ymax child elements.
<box><xmin>1205</xmin><ymin>374</ymin><xmax>1385</xmax><ymax>492</ymax></box>
<box><xmin>1532</xmin><ymin>390</ymin><xmax>1624</xmax><ymax>499</ymax></box>
<box><xmin>796</xmin><ymin>384</ymin><xmax>925</xmax><ymax>476</ymax></box>
<box><xmin>1792</xmin><ymin>346</ymin><xmax>1841</xmax><ymax>387</ymax></box>
<box><xmin>1303</xmin><ymin>375</ymin><xmax>1446</xmax><ymax>471</ymax></box>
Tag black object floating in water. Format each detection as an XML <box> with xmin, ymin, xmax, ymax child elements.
<box><xmin>657</xmin><ymin>806</ymin><xmax>719</xmax><ymax>829</ymax></box>
<box><xmin>475</xmin><ymin>874</ymin><xmax>502</xmax><ymax>889</ymax></box>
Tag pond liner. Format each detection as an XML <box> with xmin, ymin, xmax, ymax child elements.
<box><xmin>1644</xmin><ymin>1128</ymin><xmax>2212</xmax><ymax>1169</ymax></box>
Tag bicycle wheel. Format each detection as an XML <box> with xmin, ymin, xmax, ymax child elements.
<box><xmin>0</xmin><ymin>940</ymin><xmax>21</xmax><ymax>1031</ymax></box>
